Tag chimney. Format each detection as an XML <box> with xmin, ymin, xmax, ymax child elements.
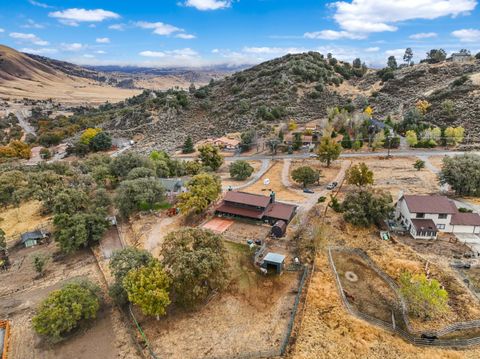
<box><xmin>270</xmin><ymin>191</ymin><xmax>276</xmax><ymax>203</ymax></box>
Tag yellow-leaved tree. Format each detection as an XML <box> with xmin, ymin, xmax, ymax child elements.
<box><xmin>80</xmin><ymin>128</ymin><xmax>102</xmax><ymax>145</ymax></box>
<box><xmin>415</xmin><ymin>100</ymin><xmax>431</xmax><ymax>115</ymax></box>
<box><xmin>444</xmin><ymin>126</ymin><xmax>465</xmax><ymax>146</ymax></box>
<box><xmin>363</xmin><ymin>106</ymin><xmax>373</xmax><ymax>118</ymax></box>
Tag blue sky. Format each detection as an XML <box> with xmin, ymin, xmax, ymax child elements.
<box><xmin>0</xmin><ymin>0</ymin><xmax>479</xmax><ymax>68</ymax></box>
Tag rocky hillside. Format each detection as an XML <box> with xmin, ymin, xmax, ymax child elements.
<box><xmin>16</xmin><ymin>49</ymin><xmax>479</xmax><ymax>149</ymax></box>
<box><xmin>90</xmin><ymin>52</ymin><xmax>360</xmax><ymax>150</ymax></box>
<box><xmin>358</xmin><ymin>61</ymin><xmax>480</xmax><ymax>136</ymax></box>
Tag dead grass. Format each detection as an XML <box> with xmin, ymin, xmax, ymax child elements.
<box><xmin>244</xmin><ymin>160</ymin><xmax>306</xmax><ymax>202</ymax></box>
<box><xmin>291</xmin><ymin>211</ymin><xmax>480</xmax><ymax>358</ymax></box>
<box><xmin>0</xmin><ymin>201</ymin><xmax>51</xmax><ymax>240</ymax></box>
<box><xmin>351</xmin><ymin>156</ymin><xmax>440</xmax><ymax>198</ymax></box>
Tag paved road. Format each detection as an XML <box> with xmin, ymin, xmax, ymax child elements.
<box><xmin>176</xmin><ymin>149</ymin><xmax>478</xmax><ymax>162</ymax></box>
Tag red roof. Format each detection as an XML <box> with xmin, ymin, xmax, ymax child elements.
<box><xmin>223</xmin><ymin>191</ymin><xmax>271</xmax><ymax>208</ymax></box>
<box><xmin>451</xmin><ymin>213</ymin><xmax>480</xmax><ymax>226</ymax></box>
<box><xmin>216</xmin><ymin>203</ymin><xmax>264</xmax><ymax>219</ymax></box>
<box><xmin>402</xmin><ymin>195</ymin><xmax>457</xmax><ymax>214</ymax></box>
<box><xmin>264</xmin><ymin>202</ymin><xmax>297</xmax><ymax>221</ymax></box>
<box><xmin>411</xmin><ymin>218</ymin><xmax>438</xmax><ymax>232</ymax></box>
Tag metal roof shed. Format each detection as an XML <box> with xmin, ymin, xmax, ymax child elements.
<box><xmin>262</xmin><ymin>252</ymin><xmax>286</xmax><ymax>274</ymax></box>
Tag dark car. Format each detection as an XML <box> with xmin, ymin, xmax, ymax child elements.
<box><xmin>303</xmin><ymin>188</ymin><xmax>314</xmax><ymax>194</ymax></box>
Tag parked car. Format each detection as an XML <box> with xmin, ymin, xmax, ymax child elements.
<box><xmin>326</xmin><ymin>182</ymin><xmax>337</xmax><ymax>190</ymax></box>
<box><xmin>309</xmin><ymin>154</ymin><xmax>318</xmax><ymax>158</ymax></box>
<box><xmin>303</xmin><ymin>188</ymin><xmax>314</xmax><ymax>194</ymax></box>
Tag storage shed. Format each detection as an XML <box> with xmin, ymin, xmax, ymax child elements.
<box><xmin>262</xmin><ymin>252</ymin><xmax>286</xmax><ymax>274</ymax></box>
<box><xmin>271</xmin><ymin>220</ymin><xmax>287</xmax><ymax>238</ymax></box>
<box><xmin>20</xmin><ymin>230</ymin><xmax>48</xmax><ymax>248</ymax></box>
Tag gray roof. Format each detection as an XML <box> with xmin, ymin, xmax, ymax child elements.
<box><xmin>263</xmin><ymin>252</ymin><xmax>286</xmax><ymax>264</ymax></box>
<box><xmin>158</xmin><ymin>178</ymin><xmax>185</xmax><ymax>192</ymax></box>
<box><xmin>20</xmin><ymin>230</ymin><xmax>45</xmax><ymax>243</ymax></box>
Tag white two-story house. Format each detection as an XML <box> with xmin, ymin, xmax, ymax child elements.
<box><xmin>396</xmin><ymin>195</ymin><xmax>480</xmax><ymax>239</ymax></box>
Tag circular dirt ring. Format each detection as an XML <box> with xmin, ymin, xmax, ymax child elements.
<box><xmin>345</xmin><ymin>271</ymin><xmax>358</xmax><ymax>282</ymax></box>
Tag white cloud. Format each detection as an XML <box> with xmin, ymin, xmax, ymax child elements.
<box><xmin>385</xmin><ymin>48</ymin><xmax>406</xmax><ymax>58</ymax></box>
<box><xmin>96</xmin><ymin>50</ymin><xmax>107</xmax><ymax>54</ymax></box>
<box><xmin>327</xmin><ymin>0</ymin><xmax>477</xmax><ymax>35</ymax></box>
<box><xmin>135</xmin><ymin>21</ymin><xmax>183</xmax><ymax>36</ymax></box>
<box><xmin>9</xmin><ymin>32</ymin><xmax>49</xmax><ymax>46</ymax></box>
<box><xmin>108</xmin><ymin>24</ymin><xmax>125</xmax><ymax>31</ymax></box>
<box><xmin>96</xmin><ymin>37</ymin><xmax>110</xmax><ymax>43</ymax></box>
<box><xmin>183</xmin><ymin>0</ymin><xmax>231</xmax><ymax>11</ymax></box>
<box><xmin>175</xmin><ymin>33</ymin><xmax>196</xmax><ymax>39</ymax></box>
<box><xmin>21</xmin><ymin>47</ymin><xmax>58</xmax><ymax>55</ymax></box>
<box><xmin>61</xmin><ymin>42</ymin><xmax>85</xmax><ymax>51</ymax></box>
<box><xmin>28</xmin><ymin>0</ymin><xmax>53</xmax><ymax>9</ymax></box>
<box><xmin>242</xmin><ymin>46</ymin><xmax>306</xmax><ymax>55</ymax></box>
<box><xmin>0</xmin><ymin>28</ymin><xmax>4</xmax><ymax>33</ymax></box>
<box><xmin>452</xmin><ymin>28</ymin><xmax>480</xmax><ymax>42</ymax></box>
<box><xmin>49</xmin><ymin>8</ymin><xmax>120</xmax><ymax>26</ymax></box>
<box><xmin>139</xmin><ymin>50</ymin><xmax>166</xmax><ymax>58</ymax></box>
<box><xmin>304</xmin><ymin>30</ymin><xmax>365</xmax><ymax>40</ymax></box>
<box><xmin>365</xmin><ymin>47</ymin><xmax>380</xmax><ymax>52</ymax></box>
<box><xmin>83</xmin><ymin>54</ymin><xmax>95</xmax><ymax>58</ymax></box>
<box><xmin>409</xmin><ymin>32</ymin><xmax>438</xmax><ymax>39</ymax></box>
<box><xmin>22</xmin><ymin>19</ymin><xmax>45</xmax><ymax>29</ymax></box>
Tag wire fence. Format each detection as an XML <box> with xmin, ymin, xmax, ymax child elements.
<box><xmin>328</xmin><ymin>246</ymin><xmax>480</xmax><ymax>348</ymax></box>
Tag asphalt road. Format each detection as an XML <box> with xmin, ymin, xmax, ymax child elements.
<box><xmin>176</xmin><ymin>149</ymin><xmax>478</xmax><ymax>161</ymax></box>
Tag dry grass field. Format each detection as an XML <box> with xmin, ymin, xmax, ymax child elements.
<box><xmin>0</xmin><ymin>201</ymin><xmax>51</xmax><ymax>240</ymax></box>
<box><xmin>218</xmin><ymin>160</ymin><xmax>262</xmax><ymax>188</ymax></box>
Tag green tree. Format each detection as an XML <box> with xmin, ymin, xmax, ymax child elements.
<box><xmin>439</xmin><ymin>154</ymin><xmax>480</xmax><ymax>196</ymax></box>
<box><xmin>80</xmin><ymin>128</ymin><xmax>102</xmax><ymax>145</ymax></box>
<box><xmin>399</xmin><ymin>272</ymin><xmax>449</xmax><ymax>320</ymax></box>
<box><xmin>126</xmin><ymin>167</ymin><xmax>156</xmax><ymax>180</ymax></box>
<box><xmin>182</xmin><ymin>136</ymin><xmax>195</xmax><ymax>154</ymax></box>
<box><xmin>403</xmin><ymin>48</ymin><xmax>413</xmax><ymax>64</ymax></box>
<box><xmin>32</xmin><ymin>281</ymin><xmax>100</xmax><ymax>342</ymax></box>
<box><xmin>342</xmin><ymin>189</ymin><xmax>393</xmax><ymax>227</ymax></box>
<box><xmin>161</xmin><ymin>228</ymin><xmax>228</xmax><ymax>307</ymax></box>
<box><xmin>229</xmin><ymin>160</ymin><xmax>254</xmax><ymax>180</ymax></box>
<box><xmin>371</xmin><ymin>131</ymin><xmax>385</xmax><ymax>151</ymax></box>
<box><xmin>352</xmin><ymin>140</ymin><xmax>363</xmax><ymax>151</ymax></box>
<box><xmin>240</xmin><ymin>129</ymin><xmax>256</xmax><ymax>152</ymax></box>
<box><xmin>425</xmin><ymin>49</ymin><xmax>447</xmax><ymax>63</ymax></box>
<box><xmin>0</xmin><ymin>228</ymin><xmax>5</xmax><ymax>250</ymax></box>
<box><xmin>32</xmin><ymin>254</ymin><xmax>49</xmax><ymax>277</ymax></box>
<box><xmin>109</xmin><ymin>248</ymin><xmax>153</xmax><ymax>306</ymax></box>
<box><xmin>444</xmin><ymin>126</ymin><xmax>465</xmax><ymax>146</ymax></box>
<box><xmin>198</xmin><ymin>144</ymin><xmax>224</xmax><ymax>171</ymax></box>
<box><xmin>177</xmin><ymin>173</ymin><xmax>221</xmax><ymax>214</ymax></box>
<box><xmin>54</xmin><ymin>210</ymin><xmax>109</xmax><ymax>253</ymax></box>
<box><xmin>341</xmin><ymin>133</ymin><xmax>352</xmax><ymax>149</ymax></box>
<box><xmin>266</xmin><ymin>137</ymin><xmax>280</xmax><ymax>155</ymax></box>
<box><xmin>115</xmin><ymin>177</ymin><xmax>165</xmax><ymax>217</ymax></box>
<box><xmin>89</xmin><ymin>132</ymin><xmax>112</xmax><ymax>152</ymax></box>
<box><xmin>387</xmin><ymin>56</ymin><xmax>398</xmax><ymax>69</ymax></box>
<box><xmin>123</xmin><ymin>261</ymin><xmax>171</xmax><ymax>319</ymax></box>
<box><xmin>405</xmin><ymin>130</ymin><xmax>418</xmax><ymax>147</ymax></box>
<box><xmin>317</xmin><ymin>136</ymin><xmax>342</xmax><ymax>167</ymax></box>
<box><xmin>291</xmin><ymin>166</ymin><xmax>320</xmax><ymax>188</ymax></box>
<box><xmin>110</xmin><ymin>152</ymin><xmax>151</xmax><ymax>179</ymax></box>
<box><xmin>52</xmin><ymin>188</ymin><xmax>90</xmax><ymax>216</ymax></box>
<box><xmin>345</xmin><ymin>163</ymin><xmax>374</xmax><ymax>187</ymax></box>
<box><xmin>413</xmin><ymin>159</ymin><xmax>426</xmax><ymax>171</ymax></box>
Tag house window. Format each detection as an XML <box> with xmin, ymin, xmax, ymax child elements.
<box><xmin>416</xmin><ymin>213</ymin><xmax>425</xmax><ymax>218</ymax></box>
<box><xmin>437</xmin><ymin>224</ymin><xmax>445</xmax><ymax>230</ymax></box>
<box><xmin>438</xmin><ymin>214</ymin><xmax>448</xmax><ymax>219</ymax></box>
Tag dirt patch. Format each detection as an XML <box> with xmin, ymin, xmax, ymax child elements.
<box><xmin>350</xmin><ymin>156</ymin><xmax>440</xmax><ymax>198</ymax></box>
<box><xmin>222</xmin><ymin>220</ymin><xmax>272</xmax><ymax>244</ymax></box>
<box><xmin>0</xmin><ymin>244</ymin><xmax>139</xmax><ymax>358</ymax></box>
<box><xmin>290</xmin><ymin>159</ymin><xmax>342</xmax><ymax>189</ymax></box>
<box><xmin>140</xmin><ymin>241</ymin><xmax>300</xmax><ymax>359</ymax></box>
<box><xmin>202</xmin><ymin>217</ymin><xmax>235</xmax><ymax>233</ymax></box>
<box><xmin>0</xmin><ymin>201</ymin><xmax>51</xmax><ymax>240</ymax></box>
<box><xmin>244</xmin><ymin>160</ymin><xmax>306</xmax><ymax>202</ymax></box>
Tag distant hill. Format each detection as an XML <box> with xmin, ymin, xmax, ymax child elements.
<box><xmin>0</xmin><ymin>45</ymin><xmax>140</xmax><ymax>104</ymax></box>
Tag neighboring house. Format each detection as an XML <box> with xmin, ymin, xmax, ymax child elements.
<box><xmin>451</xmin><ymin>52</ymin><xmax>472</xmax><ymax>63</ymax></box>
<box><xmin>396</xmin><ymin>194</ymin><xmax>480</xmax><ymax>239</ymax></box>
<box><xmin>159</xmin><ymin>178</ymin><xmax>187</xmax><ymax>197</ymax></box>
<box><xmin>284</xmin><ymin>134</ymin><xmax>314</xmax><ymax>146</ymax></box>
<box><xmin>213</xmin><ymin>137</ymin><xmax>240</xmax><ymax>151</ymax></box>
<box><xmin>215</xmin><ymin>191</ymin><xmax>297</xmax><ymax>225</ymax></box>
<box><xmin>20</xmin><ymin>230</ymin><xmax>49</xmax><ymax>248</ymax></box>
